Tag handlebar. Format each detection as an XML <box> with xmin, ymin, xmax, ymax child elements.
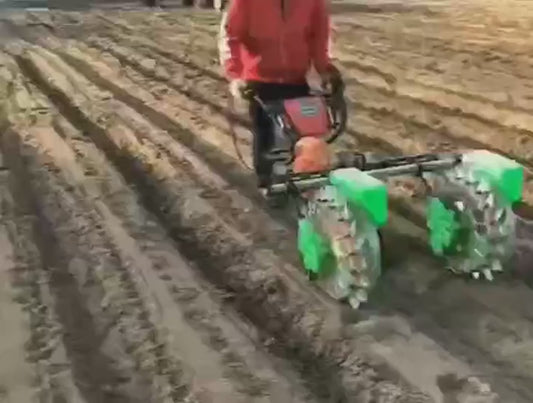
<box><xmin>241</xmin><ymin>79</ymin><xmax>348</xmax><ymax>144</ymax></box>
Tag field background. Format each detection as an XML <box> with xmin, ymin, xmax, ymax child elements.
<box><xmin>1</xmin><ymin>1</ymin><xmax>533</xmax><ymax>402</ymax></box>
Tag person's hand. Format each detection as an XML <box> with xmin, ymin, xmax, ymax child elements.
<box><xmin>319</xmin><ymin>64</ymin><xmax>344</xmax><ymax>94</ymax></box>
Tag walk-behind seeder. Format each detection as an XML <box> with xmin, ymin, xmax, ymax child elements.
<box><xmin>240</xmin><ymin>83</ymin><xmax>524</xmax><ymax>309</ymax></box>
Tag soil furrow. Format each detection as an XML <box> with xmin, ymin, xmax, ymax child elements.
<box><xmin>20</xmin><ymin>29</ymin><xmax>533</xmax><ymax>403</ymax></box>
<box><xmin>13</xmin><ymin>36</ymin><xmax>441</xmax><ymax>403</ymax></box>
<box><xmin>333</xmin><ymin>17</ymin><xmax>533</xmax><ymax>79</ymax></box>
<box><xmin>2</xmin><ymin>5</ymin><xmax>533</xmax><ymax>403</ymax></box>
<box><xmin>0</xmin><ymin>51</ymin><xmax>94</xmax><ymax>403</ymax></box>
<box><xmin>29</xmin><ymin>115</ymin><xmax>310</xmax><ymax>403</ymax></box>
<box><xmin>53</xmin><ymin>30</ymin><xmax>533</xmax><ymax>216</ymax></box>
<box><xmin>85</xmin><ymin>36</ymin><xmax>250</xmax><ymax>135</ymax></box>
<box><xmin>2</xmin><ymin>125</ymin><xmax>151</xmax><ymax>403</ymax></box>
<box><xmin>0</xmin><ymin>156</ymin><xmax>47</xmax><ymax>403</ymax></box>
<box><xmin>1</xmin><ymin>179</ymin><xmax>89</xmax><ymax>403</ymax></box>
<box><xmin>41</xmin><ymin>14</ymin><xmax>533</xmax><ymax>402</ymax></box>
<box><xmin>110</xmin><ymin>17</ymin><xmax>533</xmax><ymax>164</ymax></box>
<box><xmin>335</xmin><ymin>46</ymin><xmax>533</xmax><ymax>114</ymax></box>
<box><xmin>1</xmin><ymin>53</ymin><xmax>197</xmax><ymax>403</ymax></box>
<box><xmin>26</xmin><ymin>27</ymin><xmax>525</xmax><ymax>274</ymax></box>
<box><xmin>50</xmin><ymin>114</ymin><xmax>321</xmax><ymax>403</ymax></box>
<box><xmin>47</xmin><ymin>35</ymin><xmax>441</xmax><ymax>238</ymax></box>
<box><xmin>86</xmin><ymin>22</ymin><xmax>533</xmax><ymax>152</ymax></box>
<box><xmin>82</xmin><ymin>19</ymin><xmax>533</xmax><ymax>204</ymax></box>
<box><xmin>79</xmin><ymin>33</ymin><xmax>401</xmax><ymax>158</ymax></box>
<box><xmin>4</xmin><ymin>44</ymin><xmax>325</xmax><ymax>403</ymax></box>
<box><xmin>114</xmin><ymin>13</ymin><xmax>533</xmax><ymax>158</ymax></box>
<box><xmin>113</xmin><ymin>12</ymin><xmax>533</xmax><ymax>115</ymax></box>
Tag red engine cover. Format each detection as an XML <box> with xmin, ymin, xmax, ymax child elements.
<box><xmin>283</xmin><ymin>97</ymin><xmax>330</xmax><ymax>138</ymax></box>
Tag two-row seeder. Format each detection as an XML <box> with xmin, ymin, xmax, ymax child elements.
<box><xmin>242</xmin><ymin>82</ymin><xmax>524</xmax><ymax>309</ymax></box>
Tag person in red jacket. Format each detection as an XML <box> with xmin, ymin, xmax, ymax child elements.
<box><xmin>219</xmin><ymin>0</ymin><xmax>341</xmax><ymax>188</ymax></box>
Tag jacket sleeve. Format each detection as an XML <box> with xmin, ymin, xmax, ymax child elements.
<box><xmin>310</xmin><ymin>0</ymin><xmax>332</xmax><ymax>74</ymax></box>
<box><xmin>218</xmin><ymin>0</ymin><xmax>247</xmax><ymax>80</ymax></box>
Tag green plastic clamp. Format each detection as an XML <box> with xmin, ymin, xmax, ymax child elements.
<box><xmin>298</xmin><ymin>218</ymin><xmax>330</xmax><ymax>274</ymax></box>
<box><xmin>329</xmin><ymin>167</ymin><xmax>388</xmax><ymax>227</ymax></box>
<box><xmin>463</xmin><ymin>150</ymin><xmax>524</xmax><ymax>204</ymax></box>
<box><xmin>427</xmin><ymin>197</ymin><xmax>461</xmax><ymax>256</ymax></box>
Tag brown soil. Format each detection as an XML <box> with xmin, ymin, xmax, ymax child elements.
<box><xmin>0</xmin><ymin>2</ymin><xmax>532</xmax><ymax>402</ymax></box>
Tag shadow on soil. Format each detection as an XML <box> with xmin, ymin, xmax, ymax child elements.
<box><xmin>513</xmin><ymin>202</ymin><xmax>533</xmax><ymax>283</ymax></box>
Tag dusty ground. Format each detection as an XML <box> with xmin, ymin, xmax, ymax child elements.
<box><xmin>0</xmin><ymin>1</ymin><xmax>533</xmax><ymax>402</ymax></box>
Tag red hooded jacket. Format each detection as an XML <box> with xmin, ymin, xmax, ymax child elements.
<box><xmin>218</xmin><ymin>0</ymin><xmax>332</xmax><ymax>84</ymax></box>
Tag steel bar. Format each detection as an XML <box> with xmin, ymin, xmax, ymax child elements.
<box><xmin>269</xmin><ymin>157</ymin><xmax>459</xmax><ymax>194</ymax></box>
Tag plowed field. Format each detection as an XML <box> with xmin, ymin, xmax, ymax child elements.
<box><xmin>1</xmin><ymin>1</ymin><xmax>533</xmax><ymax>402</ymax></box>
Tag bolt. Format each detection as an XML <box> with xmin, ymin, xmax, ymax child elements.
<box><xmin>495</xmin><ymin>208</ymin><xmax>506</xmax><ymax>223</ymax></box>
<box><xmin>466</xmin><ymin>172</ymin><xmax>477</xmax><ymax>184</ymax></box>
<box><xmin>350</xmin><ymin>221</ymin><xmax>357</xmax><ymax>237</ymax></box>
<box><xmin>348</xmin><ymin>297</ymin><xmax>360</xmax><ymax>310</ymax></box>
<box><xmin>352</xmin><ymin>273</ymin><xmax>370</xmax><ymax>288</ymax></box>
<box><xmin>476</xmin><ymin>181</ymin><xmax>491</xmax><ymax>194</ymax></box>
<box><xmin>354</xmin><ymin>289</ymin><xmax>368</xmax><ymax>302</ymax></box>
<box><xmin>454</xmin><ymin>168</ymin><xmax>466</xmax><ymax>180</ymax></box>
<box><xmin>482</xmin><ymin>268</ymin><xmax>494</xmax><ymax>281</ymax></box>
<box><xmin>491</xmin><ymin>260</ymin><xmax>503</xmax><ymax>272</ymax></box>
<box><xmin>454</xmin><ymin>201</ymin><xmax>465</xmax><ymax>212</ymax></box>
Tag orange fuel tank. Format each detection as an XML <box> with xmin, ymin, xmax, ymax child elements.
<box><xmin>293</xmin><ymin>137</ymin><xmax>331</xmax><ymax>174</ymax></box>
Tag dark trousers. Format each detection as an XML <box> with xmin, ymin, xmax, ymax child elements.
<box><xmin>248</xmin><ymin>82</ymin><xmax>310</xmax><ymax>185</ymax></box>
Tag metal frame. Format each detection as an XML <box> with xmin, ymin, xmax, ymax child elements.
<box><xmin>268</xmin><ymin>153</ymin><xmax>462</xmax><ymax>194</ymax></box>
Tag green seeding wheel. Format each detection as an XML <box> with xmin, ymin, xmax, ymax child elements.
<box><xmin>427</xmin><ymin>150</ymin><xmax>523</xmax><ymax>280</ymax></box>
<box><xmin>298</xmin><ymin>185</ymin><xmax>382</xmax><ymax>309</ymax></box>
